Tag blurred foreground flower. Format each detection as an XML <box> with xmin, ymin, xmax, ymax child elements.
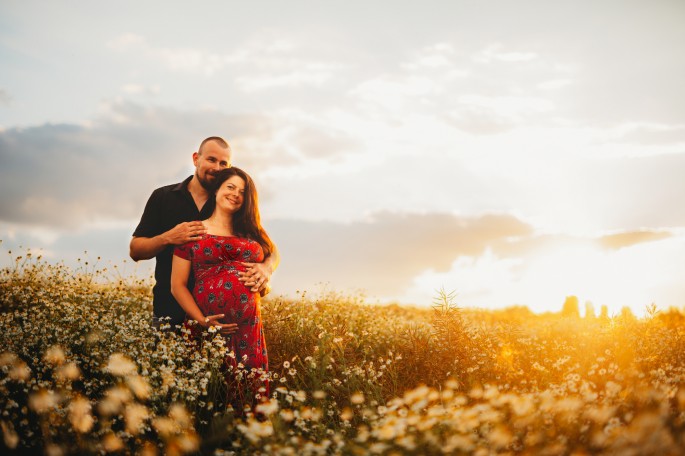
<box><xmin>1</xmin><ymin>421</ymin><xmax>19</xmax><ymax>449</ymax></box>
<box><xmin>255</xmin><ymin>398</ymin><xmax>279</xmax><ymax>416</ymax></box>
<box><xmin>237</xmin><ymin>418</ymin><xmax>274</xmax><ymax>443</ymax></box>
<box><xmin>105</xmin><ymin>353</ymin><xmax>138</xmax><ymax>376</ymax></box>
<box><xmin>55</xmin><ymin>362</ymin><xmax>81</xmax><ymax>382</ymax></box>
<box><xmin>28</xmin><ymin>389</ymin><xmax>59</xmax><ymax>414</ymax></box>
<box><xmin>44</xmin><ymin>345</ymin><xmax>66</xmax><ymax>366</ymax></box>
<box><xmin>68</xmin><ymin>396</ymin><xmax>94</xmax><ymax>433</ymax></box>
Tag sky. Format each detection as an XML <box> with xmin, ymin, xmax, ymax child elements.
<box><xmin>1</xmin><ymin>0</ymin><xmax>684</xmax><ymax>315</ymax></box>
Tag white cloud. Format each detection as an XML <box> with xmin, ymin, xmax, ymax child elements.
<box><xmin>236</xmin><ymin>64</ymin><xmax>341</xmax><ymax>92</ymax></box>
<box><xmin>538</xmin><ymin>79</ymin><xmax>574</xmax><ymax>90</ymax></box>
<box><xmin>0</xmin><ymin>102</ymin><xmax>292</xmax><ymax>227</ymax></box>
<box><xmin>0</xmin><ymin>89</ymin><xmax>11</xmax><ymax>106</ymax></box>
<box><xmin>455</xmin><ymin>94</ymin><xmax>556</xmax><ymax>121</ymax></box>
<box><xmin>269</xmin><ymin>212</ymin><xmax>533</xmax><ymax>299</ymax></box>
<box><xmin>106</xmin><ymin>33</ymin><xmax>146</xmax><ymax>51</ymax></box>
<box><xmin>402</xmin><ymin>249</ymin><xmax>524</xmax><ymax>306</ymax></box>
<box><xmin>473</xmin><ymin>43</ymin><xmax>538</xmax><ymax>64</ymax></box>
<box><xmin>399</xmin><ymin>233</ymin><xmax>685</xmax><ymax>315</ymax></box>
<box><xmin>120</xmin><ymin>84</ymin><xmax>160</xmax><ymax>95</ymax></box>
<box><xmin>107</xmin><ymin>33</ymin><xmax>248</xmax><ymax>76</ymax></box>
<box><xmin>599</xmin><ymin>122</ymin><xmax>685</xmax><ymax>150</ymax></box>
<box><xmin>106</xmin><ymin>31</ymin><xmax>346</xmax><ymax>84</ymax></box>
<box><xmin>0</xmin><ymin>101</ymin><xmax>384</xmax><ymax>229</ymax></box>
<box><xmin>350</xmin><ymin>75</ymin><xmax>437</xmax><ymax>111</ymax></box>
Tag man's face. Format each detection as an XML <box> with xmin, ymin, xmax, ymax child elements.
<box><xmin>193</xmin><ymin>141</ymin><xmax>231</xmax><ymax>190</ymax></box>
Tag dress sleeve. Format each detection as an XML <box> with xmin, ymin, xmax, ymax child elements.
<box><xmin>174</xmin><ymin>242</ymin><xmax>193</xmax><ymax>260</ymax></box>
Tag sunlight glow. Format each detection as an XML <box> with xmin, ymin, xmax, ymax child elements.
<box><xmin>400</xmin><ymin>235</ymin><xmax>685</xmax><ymax>316</ymax></box>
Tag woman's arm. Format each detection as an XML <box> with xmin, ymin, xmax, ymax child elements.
<box><xmin>171</xmin><ymin>255</ymin><xmax>238</xmax><ymax>334</ymax></box>
<box><xmin>170</xmin><ymin>255</ymin><xmax>207</xmax><ymax>323</ymax></box>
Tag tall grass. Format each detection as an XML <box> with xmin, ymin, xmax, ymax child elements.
<box><xmin>1</xmin><ymin>246</ymin><xmax>685</xmax><ymax>454</ymax></box>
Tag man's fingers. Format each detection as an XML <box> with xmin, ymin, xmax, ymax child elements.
<box><xmin>181</xmin><ymin>221</ymin><xmax>203</xmax><ymax>232</ymax></box>
<box><xmin>185</xmin><ymin>222</ymin><xmax>206</xmax><ymax>237</ymax></box>
<box><xmin>252</xmin><ymin>279</ymin><xmax>268</xmax><ymax>292</ymax></box>
<box><xmin>237</xmin><ymin>269</ymin><xmax>252</xmax><ymax>277</ymax></box>
<box><xmin>175</xmin><ymin>221</ymin><xmax>207</xmax><ymax>243</ymax></box>
<box><xmin>186</xmin><ymin>226</ymin><xmax>206</xmax><ymax>240</ymax></box>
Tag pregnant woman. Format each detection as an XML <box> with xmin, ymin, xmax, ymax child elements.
<box><xmin>171</xmin><ymin>166</ymin><xmax>275</xmax><ymax>410</ymax></box>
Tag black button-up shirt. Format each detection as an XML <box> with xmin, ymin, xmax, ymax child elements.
<box><xmin>133</xmin><ymin>175</ymin><xmax>214</xmax><ymax>325</ymax></box>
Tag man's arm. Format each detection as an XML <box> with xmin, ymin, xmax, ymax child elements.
<box><xmin>129</xmin><ymin>235</ymin><xmax>170</xmax><ymax>262</ymax></box>
<box><xmin>263</xmin><ymin>242</ymin><xmax>280</xmax><ymax>275</ymax></box>
<box><xmin>239</xmin><ymin>242</ymin><xmax>280</xmax><ymax>292</ymax></box>
<box><xmin>130</xmin><ymin>221</ymin><xmax>208</xmax><ymax>262</ymax></box>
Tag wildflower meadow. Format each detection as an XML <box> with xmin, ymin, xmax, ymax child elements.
<box><xmin>2</xmin><ymin>246</ymin><xmax>685</xmax><ymax>455</ymax></box>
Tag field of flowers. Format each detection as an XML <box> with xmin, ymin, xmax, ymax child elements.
<box><xmin>2</xmin><ymin>248</ymin><xmax>685</xmax><ymax>455</ymax></box>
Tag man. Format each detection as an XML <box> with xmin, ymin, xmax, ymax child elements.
<box><xmin>130</xmin><ymin>136</ymin><xmax>278</xmax><ymax>329</ymax></box>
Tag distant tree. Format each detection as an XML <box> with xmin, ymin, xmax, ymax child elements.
<box><xmin>599</xmin><ymin>305</ymin><xmax>610</xmax><ymax>322</ymax></box>
<box><xmin>492</xmin><ymin>306</ymin><xmax>534</xmax><ymax>324</ymax></box>
<box><xmin>657</xmin><ymin>308</ymin><xmax>685</xmax><ymax>328</ymax></box>
<box><xmin>561</xmin><ymin>295</ymin><xmax>580</xmax><ymax>319</ymax></box>
<box><xmin>619</xmin><ymin>306</ymin><xmax>636</xmax><ymax>322</ymax></box>
<box><xmin>584</xmin><ymin>301</ymin><xmax>596</xmax><ymax>320</ymax></box>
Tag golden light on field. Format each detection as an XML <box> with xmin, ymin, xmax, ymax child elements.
<box><xmin>3</xmin><ymin>255</ymin><xmax>685</xmax><ymax>454</ymax></box>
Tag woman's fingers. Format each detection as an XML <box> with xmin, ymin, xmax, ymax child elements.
<box><xmin>206</xmin><ymin>314</ymin><xmax>225</xmax><ymax>323</ymax></box>
<box><xmin>219</xmin><ymin>323</ymin><xmax>238</xmax><ymax>334</ymax></box>
<box><xmin>204</xmin><ymin>316</ymin><xmax>238</xmax><ymax>335</ymax></box>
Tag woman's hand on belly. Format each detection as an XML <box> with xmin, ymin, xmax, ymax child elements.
<box><xmin>203</xmin><ymin>313</ymin><xmax>238</xmax><ymax>335</ymax></box>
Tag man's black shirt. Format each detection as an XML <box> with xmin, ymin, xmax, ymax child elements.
<box><xmin>133</xmin><ymin>175</ymin><xmax>214</xmax><ymax>326</ymax></box>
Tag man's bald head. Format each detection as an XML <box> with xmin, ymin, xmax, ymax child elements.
<box><xmin>198</xmin><ymin>136</ymin><xmax>230</xmax><ymax>155</ymax></box>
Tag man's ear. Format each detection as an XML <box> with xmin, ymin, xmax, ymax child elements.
<box><xmin>192</xmin><ymin>151</ymin><xmax>199</xmax><ymax>166</ymax></box>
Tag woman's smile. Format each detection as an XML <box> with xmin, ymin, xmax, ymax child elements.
<box><xmin>216</xmin><ymin>175</ymin><xmax>246</xmax><ymax>211</ymax></box>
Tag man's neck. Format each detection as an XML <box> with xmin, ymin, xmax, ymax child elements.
<box><xmin>187</xmin><ymin>176</ymin><xmax>210</xmax><ymax>211</ymax></box>
<box><xmin>187</xmin><ymin>175</ymin><xmax>208</xmax><ymax>197</ymax></box>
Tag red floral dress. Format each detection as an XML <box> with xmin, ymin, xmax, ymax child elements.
<box><xmin>174</xmin><ymin>234</ymin><xmax>269</xmax><ymax>404</ymax></box>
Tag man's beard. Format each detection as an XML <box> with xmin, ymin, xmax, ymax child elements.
<box><xmin>197</xmin><ymin>171</ymin><xmax>216</xmax><ymax>190</ymax></box>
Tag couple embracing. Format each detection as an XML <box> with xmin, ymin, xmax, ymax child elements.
<box><xmin>129</xmin><ymin>136</ymin><xmax>279</xmax><ymax>406</ymax></box>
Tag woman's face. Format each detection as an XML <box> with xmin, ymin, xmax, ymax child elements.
<box><xmin>215</xmin><ymin>175</ymin><xmax>245</xmax><ymax>214</ymax></box>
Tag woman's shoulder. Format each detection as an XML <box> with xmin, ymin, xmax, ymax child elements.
<box><xmin>175</xmin><ymin>235</ymin><xmax>211</xmax><ymax>251</ymax></box>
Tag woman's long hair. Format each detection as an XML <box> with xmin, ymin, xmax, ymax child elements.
<box><xmin>209</xmin><ymin>167</ymin><xmax>274</xmax><ymax>258</ymax></box>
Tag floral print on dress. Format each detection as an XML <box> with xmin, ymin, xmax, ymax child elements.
<box><xmin>174</xmin><ymin>234</ymin><xmax>269</xmax><ymax>401</ymax></box>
